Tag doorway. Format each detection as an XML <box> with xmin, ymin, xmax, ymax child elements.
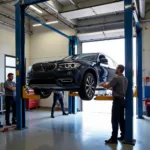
<box><xmin>82</xmin><ymin>38</ymin><xmax>136</xmax><ymax>114</ymax></box>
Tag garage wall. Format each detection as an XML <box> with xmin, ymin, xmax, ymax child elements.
<box><xmin>0</xmin><ymin>24</ymin><xmax>30</xmax><ymax>82</ymax></box>
<box><xmin>142</xmin><ymin>22</ymin><xmax>150</xmax><ymax>82</ymax></box>
<box><xmin>29</xmin><ymin>25</ymin><xmax>75</xmax><ymax>108</ymax></box>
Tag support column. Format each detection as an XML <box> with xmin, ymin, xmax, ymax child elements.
<box><xmin>136</xmin><ymin>28</ymin><xmax>143</xmax><ymax>118</ymax></box>
<box><xmin>68</xmin><ymin>36</ymin><xmax>77</xmax><ymax>114</ymax></box>
<box><xmin>124</xmin><ymin>0</ymin><xmax>135</xmax><ymax>144</ymax></box>
<box><xmin>68</xmin><ymin>38</ymin><xmax>73</xmax><ymax>114</ymax></box>
<box><xmin>15</xmin><ymin>3</ymin><xmax>26</xmax><ymax>129</ymax></box>
<box><xmin>72</xmin><ymin>37</ymin><xmax>78</xmax><ymax>114</ymax></box>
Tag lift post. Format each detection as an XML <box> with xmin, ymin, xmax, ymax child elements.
<box><xmin>136</xmin><ymin>27</ymin><xmax>143</xmax><ymax>118</ymax></box>
<box><xmin>68</xmin><ymin>36</ymin><xmax>78</xmax><ymax>114</ymax></box>
<box><xmin>124</xmin><ymin>0</ymin><xmax>135</xmax><ymax>144</ymax></box>
<box><xmin>133</xmin><ymin>1</ymin><xmax>143</xmax><ymax>119</ymax></box>
<box><xmin>15</xmin><ymin>2</ymin><xmax>26</xmax><ymax>129</ymax></box>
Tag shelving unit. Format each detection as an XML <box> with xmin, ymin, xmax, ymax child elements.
<box><xmin>0</xmin><ymin>93</ymin><xmax>5</xmax><ymax>113</ymax></box>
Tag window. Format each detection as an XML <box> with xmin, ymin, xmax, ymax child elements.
<box><xmin>6</xmin><ymin>57</ymin><xmax>16</xmax><ymax>67</ymax></box>
<box><xmin>5</xmin><ymin>55</ymin><xmax>16</xmax><ymax>82</ymax></box>
<box><xmin>76</xmin><ymin>53</ymin><xmax>98</xmax><ymax>61</ymax></box>
<box><xmin>106</xmin><ymin>56</ymin><xmax>116</xmax><ymax>69</ymax></box>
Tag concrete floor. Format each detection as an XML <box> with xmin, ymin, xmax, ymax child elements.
<box><xmin>0</xmin><ymin>109</ymin><xmax>150</xmax><ymax>150</ymax></box>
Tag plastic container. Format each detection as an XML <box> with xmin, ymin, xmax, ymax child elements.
<box><xmin>145</xmin><ymin>99</ymin><xmax>150</xmax><ymax>117</ymax></box>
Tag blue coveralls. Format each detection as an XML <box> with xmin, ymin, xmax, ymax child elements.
<box><xmin>51</xmin><ymin>91</ymin><xmax>65</xmax><ymax>116</ymax></box>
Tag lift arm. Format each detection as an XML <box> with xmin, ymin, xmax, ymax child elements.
<box><xmin>22</xmin><ymin>87</ymin><xmax>40</xmax><ymax>100</ymax></box>
<box><xmin>69</xmin><ymin>87</ymin><xmax>138</xmax><ymax>100</ymax></box>
<box><xmin>25</xmin><ymin>13</ymin><xmax>72</xmax><ymax>40</ymax></box>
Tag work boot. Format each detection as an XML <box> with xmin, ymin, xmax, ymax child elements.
<box><xmin>6</xmin><ymin>122</ymin><xmax>12</xmax><ymax>126</ymax></box>
<box><xmin>12</xmin><ymin>120</ymin><xmax>17</xmax><ymax>125</ymax></box>
<box><xmin>117</xmin><ymin>136</ymin><xmax>124</xmax><ymax>141</ymax></box>
<box><xmin>51</xmin><ymin>115</ymin><xmax>55</xmax><ymax>118</ymax></box>
<box><xmin>105</xmin><ymin>137</ymin><xmax>117</xmax><ymax>144</ymax></box>
<box><xmin>63</xmin><ymin>112</ymin><xmax>68</xmax><ymax>116</ymax></box>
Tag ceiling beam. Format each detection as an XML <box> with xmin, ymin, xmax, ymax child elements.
<box><xmin>0</xmin><ymin>0</ymin><xmax>18</xmax><ymax>5</ymax></box>
<box><xmin>76</xmin><ymin>21</ymin><xmax>124</xmax><ymax>33</ymax></box>
<box><xmin>37</xmin><ymin>4</ymin><xmax>76</xmax><ymax>29</ymax></box>
<box><xmin>69</xmin><ymin>0</ymin><xmax>80</xmax><ymax>9</ymax></box>
<box><xmin>145</xmin><ymin>3</ymin><xmax>150</xmax><ymax>18</ymax></box>
<box><xmin>50</xmin><ymin>0</ymin><xmax>63</xmax><ymax>12</ymax></box>
<box><xmin>77</xmin><ymin>13</ymin><xmax>124</xmax><ymax>27</ymax></box>
<box><xmin>62</xmin><ymin>0</ymin><xmax>121</xmax><ymax>12</ymax></box>
<box><xmin>0</xmin><ymin>9</ymin><xmax>31</xmax><ymax>34</ymax></box>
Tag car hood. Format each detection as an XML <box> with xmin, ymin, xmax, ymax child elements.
<box><xmin>34</xmin><ymin>59</ymin><xmax>94</xmax><ymax>66</ymax></box>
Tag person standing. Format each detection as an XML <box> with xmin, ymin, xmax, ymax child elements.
<box><xmin>51</xmin><ymin>91</ymin><xmax>68</xmax><ymax>118</ymax></box>
<box><xmin>101</xmin><ymin>65</ymin><xmax>128</xmax><ymax>144</ymax></box>
<box><xmin>0</xmin><ymin>122</ymin><xmax>3</xmax><ymax>128</ymax></box>
<box><xmin>4</xmin><ymin>73</ymin><xmax>16</xmax><ymax>126</ymax></box>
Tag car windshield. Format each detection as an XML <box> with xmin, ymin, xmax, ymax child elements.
<box><xmin>63</xmin><ymin>53</ymin><xmax>98</xmax><ymax>61</ymax></box>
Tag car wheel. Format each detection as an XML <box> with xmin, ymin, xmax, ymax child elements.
<box><xmin>79</xmin><ymin>73</ymin><xmax>96</xmax><ymax>100</ymax></box>
<box><xmin>34</xmin><ymin>88</ymin><xmax>52</xmax><ymax>99</ymax></box>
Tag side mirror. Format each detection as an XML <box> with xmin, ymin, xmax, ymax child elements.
<box><xmin>100</xmin><ymin>58</ymin><xmax>108</xmax><ymax>64</ymax></box>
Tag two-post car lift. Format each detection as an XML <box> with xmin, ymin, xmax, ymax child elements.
<box><xmin>15</xmin><ymin>0</ymin><xmax>77</xmax><ymax>130</ymax></box>
<box><xmin>15</xmin><ymin>0</ymin><xmax>143</xmax><ymax>145</ymax></box>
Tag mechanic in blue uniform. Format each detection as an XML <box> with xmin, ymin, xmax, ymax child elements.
<box><xmin>4</xmin><ymin>73</ymin><xmax>16</xmax><ymax>126</ymax></box>
<box><xmin>0</xmin><ymin>122</ymin><xmax>3</xmax><ymax>128</ymax></box>
<box><xmin>51</xmin><ymin>91</ymin><xmax>68</xmax><ymax>118</ymax></box>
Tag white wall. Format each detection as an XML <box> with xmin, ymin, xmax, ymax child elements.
<box><xmin>30</xmin><ymin>24</ymin><xmax>75</xmax><ymax>108</ymax></box>
<box><xmin>0</xmin><ymin>24</ymin><xmax>30</xmax><ymax>82</ymax></box>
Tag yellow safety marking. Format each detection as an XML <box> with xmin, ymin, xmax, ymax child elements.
<box><xmin>94</xmin><ymin>95</ymin><xmax>113</xmax><ymax>100</ymax></box>
<box><xmin>133</xmin><ymin>86</ymin><xmax>137</xmax><ymax>97</ymax></box>
<box><xmin>22</xmin><ymin>87</ymin><xmax>40</xmax><ymax>100</ymax></box>
<box><xmin>69</xmin><ymin>92</ymin><xmax>79</xmax><ymax>97</ymax></box>
<box><xmin>16</xmin><ymin>70</ymin><xmax>19</xmax><ymax>76</ymax></box>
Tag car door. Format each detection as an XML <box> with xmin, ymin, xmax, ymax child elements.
<box><xmin>106</xmin><ymin>56</ymin><xmax>116</xmax><ymax>81</ymax></box>
<box><xmin>97</xmin><ymin>54</ymin><xmax>109</xmax><ymax>83</ymax></box>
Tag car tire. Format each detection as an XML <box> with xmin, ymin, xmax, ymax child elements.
<box><xmin>79</xmin><ymin>73</ymin><xmax>96</xmax><ymax>100</ymax></box>
<box><xmin>34</xmin><ymin>88</ymin><xmax>52</xmax><ymax>99</ymax></box>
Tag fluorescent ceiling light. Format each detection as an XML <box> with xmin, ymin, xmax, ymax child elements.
<box><xmin>0</xmin><ymin>21</ymin><xmax>4</xmax><ymax>24</ymax></box>
<box><xmin>33</xmin><ymin>24</ymin><xmax>42</xmax><ymax>27</ymax></box>
<box><xmin>33</xmin><ymin>21</ymin><xmax>58</xmax><ymax>27</ymax></box>
<box><xmin>44</xmin><ymin>2</ymin><xmax>58</xmax><ymax>13</ymax></box>
<box><xmin>46</xmin><ymin>21</ymin><xmax>58</xmax><ymax>24</ymax></box>
<box><xmin>29</xmin><ymin>5</ymin><xmax>43</xmax><ymax>14</ymax></box>
<box><xmin>70</xmin><ymin>0</ymin><xmax>75</xmax><ymax>5</ymax></box>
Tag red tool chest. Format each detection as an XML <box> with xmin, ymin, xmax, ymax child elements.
<box><xmin>26</xmin><ymin>90</ymin><xmax>38</xmax><ymax>109</ymax></box>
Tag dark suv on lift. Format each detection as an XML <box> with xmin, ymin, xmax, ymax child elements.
<box><xmin>27</xmin><ymin>53</ymin><xmax>117</xmax><ymax>100</ymax></box>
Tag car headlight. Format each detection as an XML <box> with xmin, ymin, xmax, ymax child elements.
<box><xmin>58</xmin><ymin>63</ymin><xmax>80</xmax><ymax>69</ymax></box>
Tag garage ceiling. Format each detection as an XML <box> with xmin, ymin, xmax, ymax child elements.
<box><xmin>0</xmin><ymin>0</ymin><xmax>150</xmax><ymax>41</ymax></box>
<box><xmin>77</xmin><ymin>28</ymin><xmax>136</xmax><ymax>42</ymax></box>
<box><xmin>61</xmin><ymin>1</ymin><xmax>124</xmax><ymax>19</ymax></box>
